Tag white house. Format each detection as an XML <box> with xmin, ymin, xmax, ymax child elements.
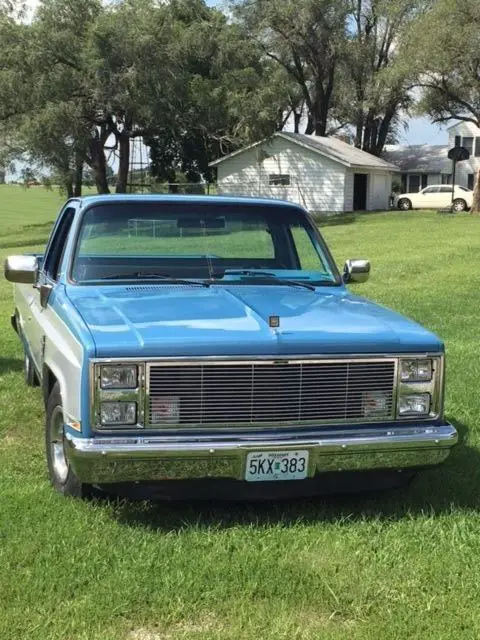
<box><xmin>384</xmin><ymin>121</ymin><xmax>480</xmax><ymax>193</ymax></box>
<box><xmin>209</xmin><ymin>132</ymin><xmax>399</xmax><ymax>213</ymax></box>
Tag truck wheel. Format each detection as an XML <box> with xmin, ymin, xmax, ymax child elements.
<box><xmin>24</xmin><ymin>352</ymin><xmax>39</xmax><ymax>387</ymax></box>
<box><xmin>45</xmin><ymin>382</ymin><xmax>89</xmax><ymax>498</ymax></box>
<box><xmin>452</xmin><ymin>198</ymin><xmax>467</xmax><ymax>212</ymax></box>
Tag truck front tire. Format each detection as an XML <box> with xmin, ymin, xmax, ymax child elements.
<box><xmin>45</xmin><ymin>382</ymin><xmax>90</xmax><ymax>498</ymax></box>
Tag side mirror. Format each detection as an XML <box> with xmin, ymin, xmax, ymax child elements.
<box><xmin>343</xmin><ymin>259</ymin><xmax>370</xmax><ymax>284</ymax></box>
<box><xmin>4</xmin><ymin>255</ymin><xmax>38</xmax><ymax>284</ymax></box>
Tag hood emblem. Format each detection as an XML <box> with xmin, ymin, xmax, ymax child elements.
<box><xmin>269</xmin><ymin>315</ymin><xmax>280</xmax><ymax>328</ymax></box>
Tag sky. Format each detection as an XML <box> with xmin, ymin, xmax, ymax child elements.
<box><xmin>22</xmin><ymin>0</ymin><xmax>447</xmax><ymax>148</ymax></box>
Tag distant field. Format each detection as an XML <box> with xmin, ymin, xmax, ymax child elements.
<box><xmin>1</xmin><ymin>184</ymin><xmax>480</xmax><ymax>639</ymax></box>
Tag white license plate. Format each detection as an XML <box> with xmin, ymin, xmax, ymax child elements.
<box><xmin>245</xmin><ymin>450</ymin><xmax>309</xmax><ymax>482</ymax></box>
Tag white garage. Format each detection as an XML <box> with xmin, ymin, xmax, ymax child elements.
<box><xmin>209</xmin><ymin>132</ymin><xmax>398</xmax><ymax>214</ymax></box>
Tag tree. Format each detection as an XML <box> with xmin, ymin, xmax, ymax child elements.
<box><xmin>404</xmin><ymin>0</ymin><xmax>480</xmax><ymax>209</ymax></box>
<box><xmin>406</xmin><ymin>0</ymin><xmax>480</xmax><ymax>127</ymax></box>
<box><xmin>0</xmin><ymin>0</ymin><xmax>278</xmax><ymax>193</ymax></box>
<box><xmin>233</xmin><ymin>0</ymin><xmax>350</xmax><ymax>136</ymax></box>
<box><xmin>0</xmin><ymin>0</ymin><xmax>102</xmax><ymax>196</ymax></box>
<box><xmin>339</xmin><ymin>0</ymin><xmax>422</xmax><ymax>155</ymax></box>
<box><xmin>147</xmin><ymin>0</ymin><xmax>281</xmax><ymax>183</ymax></box>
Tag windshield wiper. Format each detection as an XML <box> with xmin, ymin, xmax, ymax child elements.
<box><xmin>92</xmin><ymin>273</ymin><xmax>211</xmax><ymax>287</ymax></box>
<box><xmin>210</xmin><ymin>270</ymin><xmax>316</xmax><ymax>291</ymax></box>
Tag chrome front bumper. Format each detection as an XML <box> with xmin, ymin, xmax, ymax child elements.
<box><xmin>64</xmin><ymin>423</ymin><xmax>458</xmax><ymax>485</ymax></box>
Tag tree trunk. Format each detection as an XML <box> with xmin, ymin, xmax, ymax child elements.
<box><xmin>73</xmin><ymin>154</ymin><xmax>83</xmax><ymax>197</ymax></box>
<box><xmin>313</xmin><ymin>100</ymin><xmax>328</xmax><ymax>136</ymax></box>
<box><xmin>471</xmin><ymin>169</ymin><xmax>480</xmax><ymax>214</ymax></box>
<box><xmin>313</xmin><ymin>83</ymin><xmax>328</xmax><ymax>136</ymax></box>
<box><xmin>304</xmin><ymin>113</ymin><xmax>314</xmax><ymax>135</ymax></box>
<box><xmin>362</xmin><ymin>110</ymin><xmax>376</xmax><ymax>154</ymax></box>
<box><xmin>89</xmin><ymin>138</ymin><xmax>110</xmax><ymax>194</ymax></box>
<box><xmin>293</xmin><ymin>111</ymin><xmax>301</xmax><ymax>133</ymax></box>
<box><xmin>354</xmin><ymin>117</ymin><xmax>363</xmax><ymax>148</ymax></box>
<box><xmin>65</xmin><ymin>177</ymin><xmax>74</xmax><ymax>198</ymax></box>
<box><xmin>116</xmin><ymin>133</ymin><xmax>130</xmax><ymax>193</ymax></box>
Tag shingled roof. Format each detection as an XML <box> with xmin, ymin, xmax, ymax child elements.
<box><xmin>209</xmin><ymin>132</ymin><xmax>399</xmax><ymax>171</ymax></box>
<box><xmin>383</xmin><ymin>144</ymin><xmax>450</xmax><ymax>173</ymax></box>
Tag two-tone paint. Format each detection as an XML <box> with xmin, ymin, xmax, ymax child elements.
<box><xmin>8</xmin><ymin>195</ymin><xmax>458</xmax><ymax>491</ymax></box>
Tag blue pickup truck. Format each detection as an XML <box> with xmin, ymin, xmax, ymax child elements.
<box><xmin>4</xmin><ymin>195</ymin><xmax>457</xmax><ymax>499</ymax></box>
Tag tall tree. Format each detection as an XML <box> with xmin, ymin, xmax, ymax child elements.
<box><xmin>404</xmin><ymin>0</ymin><xmax>480</xmax><ymax>210</ymax></box>
<box><xmin>0</xmin><ymin>0</ymin><xmax>281</xmax><ymax>192</ymax></box>
<box><xmin>233</xmin><ymin>0</ymin><xmax>350</xmax><ymax>136</ymax></box>
<box><xmin>340</xmin><ymin>0</ymin><xmax>421</xmax><ymax>155</ymax></box>
<box><xmin>0</xmin><ymin>0</ymin><xmax>102</xmax><ymax>195</ymax></box>
<box><xmin>406</xmin><ymin>0</ymin><xmax>480</xmax><ymax>127</ymax></box>
<box><xmin>147</xmin><ymin>0</ymin><xmax>281</xmax><ymax>183</ymax></box>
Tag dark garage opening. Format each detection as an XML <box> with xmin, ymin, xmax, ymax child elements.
<box><xmin>353</xmin><ymin>173</ymin><xmax>368</xmax><ymax>211</ymax></box>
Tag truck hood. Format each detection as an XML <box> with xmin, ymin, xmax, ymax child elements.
<box><xmin>65</xmin><ymin>284</ymin><xmax>443</xmax><ymax>358</ymax></box>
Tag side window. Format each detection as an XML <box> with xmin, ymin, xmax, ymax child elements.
<box><xmin>43</xmin><ymin>206</ymin><xmax>77</xmax><ymax>281</ymax></box>
<box><xmin>439</xmin><ymin>186</ymin><xmax>453</xmax><ymax>193</ymax></box>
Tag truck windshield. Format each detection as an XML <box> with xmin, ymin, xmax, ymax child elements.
<box><xmin>70</xmin><ymin>202</ymin><xmax>339</xmax><ymax>286</ymax></box>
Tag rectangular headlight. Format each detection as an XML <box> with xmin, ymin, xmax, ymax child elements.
<box><xmin>100</xmin><ymin>365</ymin><xmax>137</xmax><ymax>389</ymax></box>
<box><xmin>398</xmin><ymin>394</ymin><xmax>430</xmax><ymax>416</ymax></box>
<box><xmin>400</xmin><ymin>359</ymin><xmax>433</xmax><ymax>382</ymax></box>
<box><xmin>100</xmin><ymin>401</ymin><xmax>137</xmax><ymax>426</ymax></box>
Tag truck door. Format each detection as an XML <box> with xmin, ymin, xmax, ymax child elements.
<box><xmin>28</xmin><ymin>204</ymin><xmax>77</xmax><ymax>372</ymax></box>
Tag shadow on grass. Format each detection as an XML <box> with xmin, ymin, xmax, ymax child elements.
<box><xmin>105</xmin><ymin>418</ymin><xmax>479</xmax><ymax>532</ymax></box>
<box><xmin>314</xmin><ymin>209</ymin><xmax>399</xmax><ymax>228</ymax></box>
<box><xmin>0</xmin><ymin>358</ymin><xmax>23</xmax><ymax>375</ymax></box>
<box><xmin>23</xmin><ymin>222</ymin><xmax>54</xmax><ymax>231</ymax></box>
<box><xmin>0</xmin><ymin>237</ymin><xmax>48</xmax><ymax>250</ymax></box>
<box><xmin>315</xmin><ymin>214</ymin><xmax>357</xmax><ymax>227</ymax></box>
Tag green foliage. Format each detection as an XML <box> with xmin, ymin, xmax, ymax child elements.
<box><xmin>146</xmin><ymin>4</ymin><xmax>279</xmax><ymax>183</ymax></box>
<box><xmin>233</xmin><ymin>0</ymin><xmax>423</xmax><ymax>154</ymax></box>
<box><xmin>405</xmin><ymin>0</ymin><xmax>480</xmax><ymax>127</ymax></box>
<box><xmin>234</xmin><ymin>0</ymin><xmax>350</xmax><ymax>137</ymax></box>
<box><xmin>338</xmin><ymin>0</ymin><xmax>423</xmax><ymax>155</ymax></box>
<box><xmin>0</xmin><ymin>0</ymin><xmax>280</xmax><ymax>193</ymax></box>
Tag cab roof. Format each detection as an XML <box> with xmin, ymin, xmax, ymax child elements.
<box><xmin>76</xmin><ymin>193</ymin><xmax>305</xmax><ymax>210</ymax></box>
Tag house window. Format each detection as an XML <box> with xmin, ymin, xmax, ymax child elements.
<box><xmin>463</xmin><ymin>137</ymin><xmax>474</xmax><ymax>155</ymax></box>
<box><xmin>468</xmin><ymin>173</ymin><xmax>475</xmax><ymax>190</ymax></box>
<box><xmin>442</xmin><ymin>174</ymin><xmax>452</xmax><ymax>185</ymax></box>
<box><xmin>475</xmin><ymin>138</ymin><xmax>480</xmax><ymax>157</ymax></box>
<box><xmin>408</xmin><ymin>175</ymin><xmax>421</xmax><ymax>193</ymax></box>
<box><xmin>455</xmin><ymin>135</ymin><xmax>461</xmax><ymax>147</ymax></box>
<box><xmin>268</xmin><ymin>174</ymin><xmax>290</xmax><ymax>186</ymax></box>
<box><xmin>421</xmin><ymin>174</ymin><xmax>428</xmax><ymax>189</ymax></box>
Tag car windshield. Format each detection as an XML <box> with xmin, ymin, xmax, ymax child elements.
<box><xmin>71</xmin><ymin>202</ymin><xmax>339</xmax><ymax>286</ymax></box>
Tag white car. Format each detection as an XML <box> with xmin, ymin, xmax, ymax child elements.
<box><xmin>395</xmin><ymin>185</ymin><xmax>473</xmax><ymax>211</ymax></box>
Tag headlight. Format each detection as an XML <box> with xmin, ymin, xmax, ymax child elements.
<box><xmin>100</xmin><ymin>401</ymin><xmax>137</xmax><ymax>426</ymax></box>
<box><xmin>398</xmin><ymin>394</ymin><xmax>430</xmax><ymax>416</ymax></box>
<box><xmin>400</xmin><ymin>359</ymin><xmax>432</xmax><ymax>382</ymax></box>
<box><xmin>100</xmin><ymin>365</ymin><xmax>137</xmax><ymax>389</ymax></box>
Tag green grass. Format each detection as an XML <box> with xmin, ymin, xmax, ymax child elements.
<box><xmin>1</xmin><ymin>184</ymin><xmax>480</xmax><ymax>639</ymax></box>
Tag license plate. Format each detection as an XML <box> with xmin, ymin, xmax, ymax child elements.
<box><xmin>245</xmin><ymin>450</ymin><xmax>309</xmax><ymax>482</ymax></box>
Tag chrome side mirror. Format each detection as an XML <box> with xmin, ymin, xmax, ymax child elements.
<box><xmin>4</xmin><ymin>255</ymin><xmax>38</xmax><ymax>284</ymax></box>
<box><xmin>343</xmin><ymin>259</ymin><xmax>370</xmax><ymax>284</ymax></box>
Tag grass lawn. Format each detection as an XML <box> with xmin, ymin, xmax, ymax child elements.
<box><xmin>2</xmin><ymin>184</ymin><xmax>480</xmax><ymax>639</ymax></box>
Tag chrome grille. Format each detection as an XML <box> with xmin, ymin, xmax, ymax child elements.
<box><xmin>147</xmin><ymin>359</ymin><xmax>396</xmax><ymax>428</ymax></box>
